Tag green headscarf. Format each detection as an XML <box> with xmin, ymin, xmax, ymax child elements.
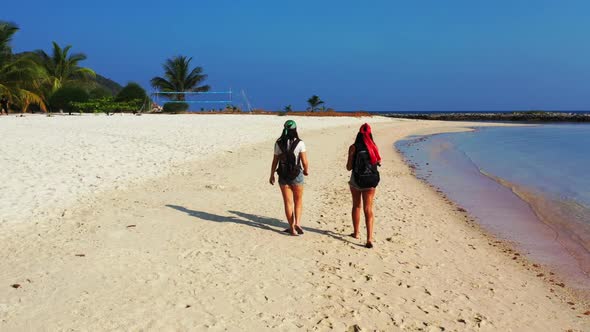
<box><xmin>282</xmin><ymin>119</ymin><xmax>297</xmax><ymax>137</ymax></box>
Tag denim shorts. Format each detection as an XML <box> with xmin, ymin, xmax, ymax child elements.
<box><xmin>279</xmin><ymin>170</ymin><xmax>304</xmax><ymax>186</ymax></box>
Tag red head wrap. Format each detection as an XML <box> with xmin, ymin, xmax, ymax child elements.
<box><xmin>360</xmin><ymin>123</ymin><xmax>381</xmax><ymax>165</ymax></box>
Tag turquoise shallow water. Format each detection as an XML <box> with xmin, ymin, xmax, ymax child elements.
<box><xmin>446</xmin><ymin>125</ymin><xmax>590</xmax><ymax>207</ymax></box>
<box><xmin>396</xmin><ymin>124</ymin><xmax>590</xmax><ymax>293</ymax></box>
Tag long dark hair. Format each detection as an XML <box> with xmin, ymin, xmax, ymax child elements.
<box><xmin>354</xmin><ymin>132</ymin><xmax>374</xmax><ymax>148</ymax></box>
<box><xmin>278</xmin><ymin>128</ymin><xmax>299</xmax><ymax>151</ymax></box>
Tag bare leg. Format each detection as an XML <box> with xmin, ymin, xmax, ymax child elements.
<box><xmin>279</xmin><ymin>185</ymin><xmax>297</xmax><ymax>235</ymax></box>
<box><xmin>292</xmin><ymin>184</ymin><xmax>304</xmax><ymax>233</ymax></box>
<box><xmin>350</xmin><ymin>186</ymin><xmax>362</xmax><ymax>239</ymax></box>
<box><xmin>362</xmin><ymin>189</ymin><xmax>376</xmax><ymax>247</ymax></box>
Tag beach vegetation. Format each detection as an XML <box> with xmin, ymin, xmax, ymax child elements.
<box><xmin>115</xmin><ymin>82</ymin><xmax>147</xmax><ymax>103</ymax></box>
<box><xmin>224</xmin><ymin>104</ymin><xmax>240</xmax><ymax>112</ymax></box>
<box><xmin>70</xmin><ymin>97</ymin><xmax>145</xmax><ymax>114</ymax></box>
<box><xmin>1</xmin><ymin>22</ymin><xmax>222</xmax><ymax>115</ymax></box>
<box><xmin>0</xmin><ymin>21</ymin><xmax>47</xmax><ymax>112</ymax></box>
<box><xmin>278</xmin><ymin>104</ymin><xmax>292</xmax><ymax>116</ymax></box>
<box><xmin>163</xmin><ymin>101</ymin><xmax>189</xmax><ymax>113</ymax></box>
<box><xmin>89</xmin><ymin>86</ymin><xmax>112</xmax><ymax>99</ymax></box>
<box><xmin>115</xmin><ymin>82</ymin><xmax>149</xmax><ymax>111</ymax></box>
<box><xmin>151</xmin><ymin>56</ymin><xmax>210</xmax><ymax>101</ymax></box>
<box><xmin>49</xmin><ymin>85</ymin><xmax>89</xmax><ymax>114</ymax></box>
<box><xmin>307</xmin><ymin>95</ymin><xmax>324</xmax><ymax>112</ymax></box>
<box><xmin>33</xmin><ymin>41</ymin><xmax>96</xmax><ymax>95</ymax></box>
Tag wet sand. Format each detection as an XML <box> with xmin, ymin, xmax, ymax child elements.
<box><xmin>491</xmin><ymin>175</ymin><xmax>590</xmax><ymax>283</ymax></box>
<box><xmin>397</xmin><ymin>132</ymin><xmax>590</xmax><ymax>299</ymax></box>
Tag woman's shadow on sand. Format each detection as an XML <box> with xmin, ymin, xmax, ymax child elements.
<box><xmin>166</xmin><ymin>205</ymin><xmax>351</xmax><ymax>243</ymax></box>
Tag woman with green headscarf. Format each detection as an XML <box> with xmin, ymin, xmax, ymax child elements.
<box><xmin>269</xmin><ymin>120</ymin><xmax>309</xmax><ymax>236</ymax></box>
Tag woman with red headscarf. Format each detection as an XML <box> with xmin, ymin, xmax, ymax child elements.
<box><xmin>346</xmin><ymin>123</ymin><xmax>381</xmax><ymax>248</ymax></box>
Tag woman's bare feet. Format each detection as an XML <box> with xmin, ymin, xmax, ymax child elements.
<box><xmin>365</xmin><ymin>242</ymin><xmax>373</xmax><ymax>249</ymax></box>
<box><xmin>283</xmin><ymin>227</ymin><xmax>298</xmax><ymax>236</ymax></box>
<box><xmin>350</xmin><ymin>232</ymin><xmax>360</xmax><ymax>239</ymax></box>
<box><xmin>295</xmin><ymin>225</ymin><xmax>304</xmax><ymax>235</ymax></box>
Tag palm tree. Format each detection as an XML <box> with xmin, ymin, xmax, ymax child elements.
<box><xmin>0</xmin><ymin>21</ymin><xmax>18</xmax><ymax>57</ymax></box>
<box><xmin>0</xmin><ymin>22</ymin><xmax>46</xmax><ymax>112</ymax></box>
<box><xmin>151</xmin><ymin>55</ymin><xmax>210</xmax><ymax>101</ymax></box>
<box><xmin>34</xmin><ymin>41</ymin><xmax>95</xmax><ymax>93</ymax></box>
<box><xmin>284</xmin><ymin>104</ymin><xmax>293</xmax><ymax>112</ymax></box>
<box><xmin>307</xmin><ymin>95</ymin><xmax>324</xmax><ymax>112</ymax></box>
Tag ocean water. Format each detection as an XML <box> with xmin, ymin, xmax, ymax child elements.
<box><xmin>450</xmin><ymin>125</ymin><xmax>590</xmax><ymax>204</ymax></box>
<box><xmin>396</xmin><ymin>124</ymin><xmax>590</xmax><ymax>294</ymax></box>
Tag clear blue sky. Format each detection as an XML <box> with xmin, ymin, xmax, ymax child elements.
<box><xmin>5</xmin><ymin>0</ymin><xmax>590</xmax><ymax>111</ymax></box>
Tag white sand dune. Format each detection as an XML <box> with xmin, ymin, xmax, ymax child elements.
<box><xmin>0</xmin><ymin>115</ymin><xmax>587</xmax><ymax>331</ymax></box>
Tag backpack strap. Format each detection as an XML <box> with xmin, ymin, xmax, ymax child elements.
<box><xmin>289</xmin><ymin>138</ymin><xmax>301</xmax><ymax>165</ymax></box>
<box><xmin>288</xmin><ymin>138</ymin><xmax>300</xmax><ymax>153</ymax></box>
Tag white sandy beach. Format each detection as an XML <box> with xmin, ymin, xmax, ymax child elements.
<box><xmin>0</xmin><ymin>114</ymin><xmax>588</xmax><ymax>331</ymax></box>
<box><xmin>0</xmin><ymin>114</ymin><xmax>389</xmax><ymax>224</ymax></box>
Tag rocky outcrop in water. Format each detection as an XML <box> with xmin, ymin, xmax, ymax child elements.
<box><xmin>384</xmin><ymin>111</ymin><xmax>590</xmax><ymax>122</ymax></box>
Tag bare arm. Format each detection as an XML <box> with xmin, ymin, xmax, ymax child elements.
<box><xmin>269</xmin><ymin>154</ymin><xmax>279</xmax><ymax>185</ymax></box>
<box><xmin>300</xmin><ymin>151</ymin><xmax>309</xmax><ymax>176</ymax></box>
<box><xmin>346</xmin><ymin>145</ymin><xmax>355</xmax><ymax>171</ymax></box>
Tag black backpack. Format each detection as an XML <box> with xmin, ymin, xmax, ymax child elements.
<box><xmin>353</xmin><ymin>143</ymin><xmax>380</xmax><ymax>188</ymax></box>
<box><xmin>276</xmin><ymin>138</ymin><xmax>301</xmax><ymax>181</ymax></box>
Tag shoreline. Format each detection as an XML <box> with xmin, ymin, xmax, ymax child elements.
<box><xmin>1</xmin><ymin>117</ymin><xmax>588</xmax><ymax>330</ymax></box>
<box><xmin>395</xmin><ymin>128</ymin><xmax>590</xmax><ymax>300</ymax></box>
<box><xmin>483</xmin><ymin>172</ymin><xmax>590</xmax><ymax>279</ymax></box>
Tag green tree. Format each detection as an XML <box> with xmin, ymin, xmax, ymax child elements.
<box><xmin>307</xmin><ymin>95</ymin><xmax>324</xmax><ymax>112</ymax></box>
<box><xmin>49</xmin><ymin>85</ymin><xmax>89</xmax><ymax>114</ymax></box>
<box><xmin>150</xmin><ymin>55</ymin><xmax>210</xmax><ymax>101</ymax></box>
<box><xmin>88</xmin><ymin>86</ymin><xmax>112</xmax><ymax>99</ymax></box>
<box><xmin>0</xmin><ymin>21</ymin><xmax>16</xmax><ymax>56</ymax></box>
<box><xmin>114</xmin><ymin>82</ymin><xmax>148</xmax><ymax>113</ymax></box>
<box><xmin>284</xmin><ymin>104</ymin><xmax>293</xmax><ymax>112</ymax></box>
<box><xmin>163</xmin><ymin>102</ymin><xmax>189</xmax><ymax>113</ymax></box>
<box><xmin>0</xmin><ymin>21</ymin><xmax>46</xmax><ymax>112</ymax></box>
<box><xmin>34</xmin><ymin>41</ymin><xmax>96</xmax><ymax>94</ymax></box>
<box><xmin>115</xmin><ymin>82</ymin><xmax>147</xmax><ymax>102</ymax></box>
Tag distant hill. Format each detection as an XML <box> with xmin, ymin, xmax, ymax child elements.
<box><xmin>94</xmin><ymin>74</ymin><xmax>122</xmax><ymax>94</ymax></box>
